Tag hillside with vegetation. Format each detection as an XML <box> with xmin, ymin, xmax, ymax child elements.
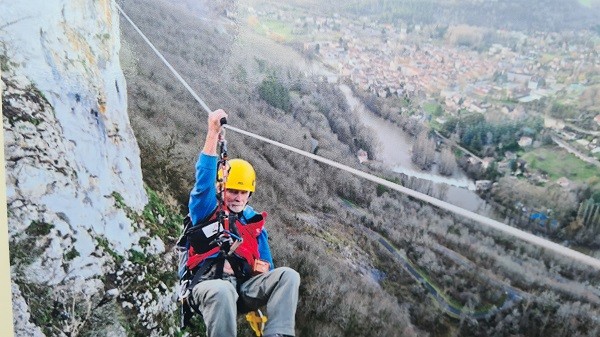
<box><xmin>120</xmin><ymin>0</ymin><xmax>600</xmax><ymax>336</ymax></box>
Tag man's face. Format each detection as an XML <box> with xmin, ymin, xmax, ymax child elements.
<box><xmin>225</xmin><ymin>188</ymin><xmax>250</xmax><ymax>213</ymax></box>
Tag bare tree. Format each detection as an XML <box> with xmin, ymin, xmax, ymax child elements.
<box><xmin>411</xmin><ymin>130</ymin><xmax>436</xmax><ymax>170</ymax></box>
<box><xmin>438</xmin><ymin>147</ymin><xmax>458</xmax><ymax>176</ymax></box>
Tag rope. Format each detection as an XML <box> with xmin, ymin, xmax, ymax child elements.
<box><xmin>116</xmin><ymin>4</ymin><xmax>600</xmax><ymax>270</ymax></box>
<box><xmin>116</xmin><ymin>3</ymin><xmax>212</xmax><ymax>115</ymax></box>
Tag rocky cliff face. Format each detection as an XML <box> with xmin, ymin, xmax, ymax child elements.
<box><xmin>2</xmin><ymin>1</ymin><xmax>178</xmax><ymax>336</ymax></box>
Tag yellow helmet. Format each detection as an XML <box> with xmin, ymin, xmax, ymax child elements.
<box><xmin>223</xmin><ymin>159</ymin><xmax>256</xmax><ymax>192</ymax></box>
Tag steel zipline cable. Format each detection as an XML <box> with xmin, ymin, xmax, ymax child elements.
<box><xmin>116</xmin><ymin>4</ymin><xmax>600</xmax><ymax>270</ymax></box>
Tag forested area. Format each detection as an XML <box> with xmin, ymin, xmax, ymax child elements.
<box><xmin>439</xmin><ymin>113</ymin><xmax>545</xmax><ymax>157</ymax></box>
<box><xmin>120</xmin><ymin>0</ymin><xmax>600</xmax><ymax>336</ymax></box>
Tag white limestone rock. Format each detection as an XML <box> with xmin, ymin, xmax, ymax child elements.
<box><xmin>1</xmin><ymin>0</ymin><xmax>181</xmax><ymax>334</ymax></box>
<box><xmin>11</xmin><ymin>283</ymin><xmax>45</xmax><ymax>337</ymax></box>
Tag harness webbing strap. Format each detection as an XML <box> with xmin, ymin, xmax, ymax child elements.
<box><xmin>214</xmin><ymin>256</ymin><xmax>225</xmax><ymax>280</ymax></box>
<box><xmin>186</xmin><ymin>258</ymin><xmax>216</xmax><ymax>315</ymax></box>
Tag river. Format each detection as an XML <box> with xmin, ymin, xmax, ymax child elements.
<box><xmin>301</xmin><ymin>60</ymin><xmax>492</xmax><ymax>214</ymax></box>
<box><xmin>338</xmin><ymin>85</ymin><xmax>492</xmax><ymax>215</ymax></box>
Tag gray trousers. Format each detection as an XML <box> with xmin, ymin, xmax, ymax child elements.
<box><xmin>189</xmin><ymin>266</ymin><xmax>300</xmax><ymax>337</ymax></box>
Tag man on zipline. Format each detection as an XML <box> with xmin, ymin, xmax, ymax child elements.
<box><xmin>185</xmin><ymin>108</ymin><xmax>300</xmax><ymax>337</ymax></box>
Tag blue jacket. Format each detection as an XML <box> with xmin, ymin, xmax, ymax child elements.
<box><xmin>188</xmin><ymin>152</ymin><xmax>274</xmax><ymax>269</ymax></box>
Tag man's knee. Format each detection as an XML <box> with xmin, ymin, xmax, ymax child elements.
<box><xmin>276</xmin><ymin>267</ymin><xmax>300</xmax><ymax>286</ymax></box>
<box><xmin>194</xmin><ymin>280</ymin><xmax>238</xmax><ymax>304</ymax></box>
